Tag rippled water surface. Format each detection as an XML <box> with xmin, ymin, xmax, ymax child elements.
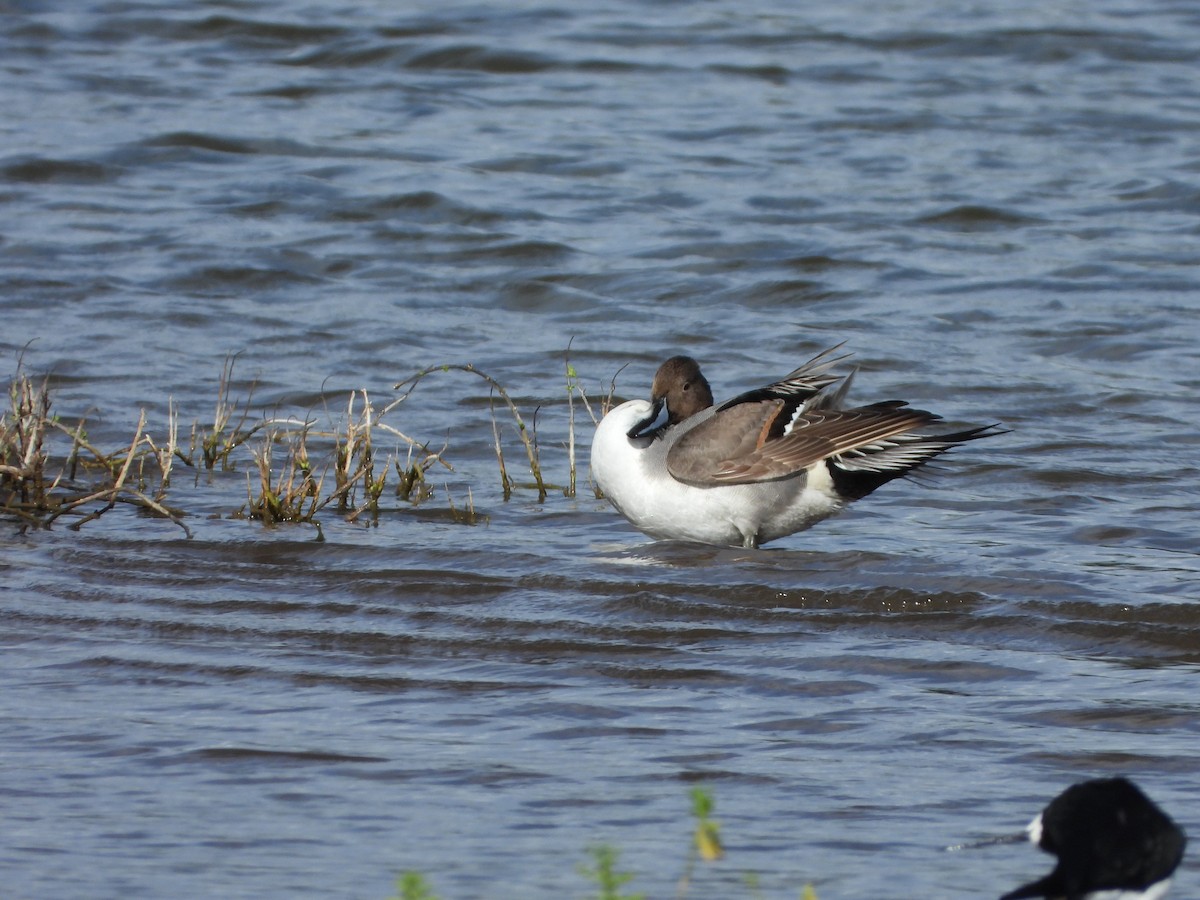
<box><xmin>3</xmin><ymin>1</ymin><xmax>1200</xmax><ymax>897</ymax></box>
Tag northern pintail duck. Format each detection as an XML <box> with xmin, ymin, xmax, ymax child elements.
<box><xmin>1000</xmin><ymin>778</ymin><xmax>1185</xmax><ymax>900</ymax></box>
<box><xmin>590</xmin><ymin>345</ymin><xmax>1001</xmax><ymax>549</ymax></box>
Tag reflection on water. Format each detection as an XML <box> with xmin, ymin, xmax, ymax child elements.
<box><xmin>3</xmin><ymin>0</ymin><xmax>1200</xmax><ymax>897</ymax></box>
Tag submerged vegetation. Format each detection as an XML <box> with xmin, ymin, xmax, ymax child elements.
<box><xmin>391</xmin><ymin>788</ymin><xmax>819</xmax><ymax>900</ymax></box>
<box><xmin>0</xmin><ymin>349</ymin><xmax>611</xmax><ymax>536</ymax></box>
<box><xmin>387</xmin><ymin>871</ymin><xmax>442</xmax><ymax>900</ymax></box>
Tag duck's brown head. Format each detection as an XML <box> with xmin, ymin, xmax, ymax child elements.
<box><xmin>627</xmin><ymin>355</ymin><xmax>714</xmax><ymax>440</ymax></box>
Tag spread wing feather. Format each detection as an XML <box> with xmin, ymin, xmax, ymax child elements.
<box><xmin>668</xmin><ymin>404</ymin><xmax>939</xmax><ymax>486</ymax></box>
<box><xmin>715</xmin><ymin>343</ymin><xmax>851</xmax><ymax>413</ymax></box>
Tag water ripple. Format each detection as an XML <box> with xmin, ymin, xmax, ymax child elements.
<box><xmin>4</xmin><ymin>2</ymin><xmax>1200</xmax><ymax>898</ymax></box>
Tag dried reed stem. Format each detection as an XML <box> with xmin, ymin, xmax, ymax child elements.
<box><xmin>489</xmin><ymin>395</ymin><xmax>513</xmax><ymax>500</ymax></box>
<box><xmin>393</xmin><ymin>363</ymin><xmax>547</xmax><ymax>501</ymax></box>
<box><xmin>197</xmin><ymin>352</ymin><xmax>267</xmax><ymax>469</ymax></box>
<box><xmin>563</xmin><ymin>341</ymin><xmax>580</xmax><ymax>498</ymax></box>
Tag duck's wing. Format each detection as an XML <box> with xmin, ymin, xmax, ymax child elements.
<box><xmin>715</xmin><ymin>343</ymin><xmax>850</xmax><ymax>413</ymax></box>
<box><xmin>665</xmin><ymin>399</ymin><xmax>793</xmax><ymax>485</ymax></box>
<box><xmin>667</xmin><ymin>402</ymin><xmax>940</xmax><ymax>486</ymax></box>
<box><xmin>665</xmin><ymin>344</ymin><xmax>853</xmax><ymax>483</ymax></box>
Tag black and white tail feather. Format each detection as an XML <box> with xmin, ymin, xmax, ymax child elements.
<box><xmin>767</xmin><ymin>348</ymin><xmax>1004</xmax><ymax>500</ymax></box>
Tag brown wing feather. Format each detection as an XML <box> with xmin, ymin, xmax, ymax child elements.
<box><xmin>665</xmin><ymin>399</ymin><xmax>787</xmax><ymax>484</ymax></box>
<box><xmin>670</xmin><ymin>405</ymin><xmax>938</xmax><ymax>486</ymax></box>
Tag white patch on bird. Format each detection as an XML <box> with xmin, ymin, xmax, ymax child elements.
<box><xmin>1025</xmin><ymin>812</ymin><xmax>1043</xmax><ymax>846</ymax></box>
<box><xmin>805</xmin><ymin>456</ymin><xmax>835</xmax><ymax>495</ymax></box>
<box><xmin>783</xmin><ymin>405</ymin><xmax>805</xmax><ymax>435</ymax></box>
<box><xmin>1084</xmin><ymin>883</ymin><xmax>1173</xmax><ymax>900</ymax></box>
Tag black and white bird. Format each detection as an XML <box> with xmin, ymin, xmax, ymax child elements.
<box><xmin>1001</xmin><ymin>778</ymin><xmax>1186</xmax><ymax>900</ymax></box>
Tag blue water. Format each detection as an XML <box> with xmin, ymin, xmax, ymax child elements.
<box><xmin>3</xmin><ymin>1</ymin><xmax>1200</xmax><ymax>897</ymax></box>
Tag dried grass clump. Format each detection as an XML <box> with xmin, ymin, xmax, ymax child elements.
<box><xmin>1</xmin><ymin>369</ymin><xmax>189</xmax><ymax>535</ymax></box>
<box><xmin>2</xmin><ymin>345</ymin><xmax>617</xmax><ymax>536</ymax></box>
<box><xmin>234</xmin><ymin>389</ymin><xmax>451</xmax><ymax>528</ymax></box>
<box><xmin>193</xmin><ymin>353</ymin><xmax>268</xmax><ymax>470</ymax></box>
<box><xmin>0</xmin><ymin>370</ymin><xmax>55</xmax><ymax>509</ymax></box>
